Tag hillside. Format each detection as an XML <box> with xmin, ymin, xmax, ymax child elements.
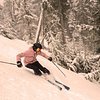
<box><xmin>0</xmin><ymin>35</ymin><xmax>100</xmax><ymax>100</ymax></box>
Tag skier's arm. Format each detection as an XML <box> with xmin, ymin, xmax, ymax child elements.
<box><xmin>16</xmin><ymin>53</ymin><xmax>24</xmax><ymax>61</ymax></box>
<box><xmin>16</xmin><ymin>48</ymin><xmax>30</xmax><ymax>61</ymax></box>
<box><xmin>16</xmin><ymin>53</ymin><xmax>25</xmax><ymax>61</ymax></box>
<box><xmin>16</xmin><ymin>49</ymin><xmax>29</xmax><ymax>67</ymax></box>
<box><xmin>40</xmin><ymin>51</ymin><xmax>52</xmax><ymax>61</ymax></box>
<box><xmin>16</xmin><ymin>53</ymin><xmax>24</xmax><ymax>67</ymax></box>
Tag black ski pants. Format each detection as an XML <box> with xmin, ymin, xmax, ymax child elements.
<box><xmin>25</xmin><ymin>61</ymin><xmax>50</xmax><ymax>76</ymax></box>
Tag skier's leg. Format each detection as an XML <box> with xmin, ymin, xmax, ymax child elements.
<box><xmin>25</xmin><ymin>63</ymin><xmax>34</xmax><ymax>69</ymax></box>
<box><xmin>25</xmin><ymin>62</ymin><xmax>42</xmax><ymax>76</ymax></box>
<box><xmin>35</xmin><ymin>61</ymin><xmax>50</xmax><ymax>75</ymax></box>
<box><xmin>33</xmin><ymin>66</ymin><xmax>42</xmax><ymax>76</ymax></box>
<box><xmin>43</xmin><ymin>67</ymin><xmax>50</xmax><ymax>74</ymax></box>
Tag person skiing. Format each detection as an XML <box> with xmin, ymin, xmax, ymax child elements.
<box><xmin>16</xmin><ymin>42</ymin><xmax>52</xmax><ymax>76</ymax></box>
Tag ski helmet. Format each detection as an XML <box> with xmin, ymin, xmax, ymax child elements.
<box><xmin>32</xmin><ymin>43</ymin><xmax>42</xmax><ymax>51</ymax></box>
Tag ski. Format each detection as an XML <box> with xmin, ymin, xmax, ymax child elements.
<box><xmin>47</xmin><ymin>80</ymin><xmax>62</xmax><ymax>91</ymax></box>
<box><xmin>55</xmin><ymin>80</ymin><xmax>70</xmax><ymax>90</ymax></box>
<box><xmin>41</xmin><ymin>75</ymin><xmax>62</xmax><ymax>91</ymax></box>
<box><xmin>32</xmin><ymin>73</ymin><xmax>62</xmax><ymax>91</ymax></box>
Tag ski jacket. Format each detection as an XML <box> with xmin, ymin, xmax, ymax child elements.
<box><xmin>16</xmin><ymin>47</ymin><xmax>49</xmax><ymax>65</ymax></box>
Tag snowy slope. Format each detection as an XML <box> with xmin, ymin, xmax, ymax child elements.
<box><xmin>0</xmin><ymin>35</ymin><xmax>100</xmax><ymax>100</ymax></box>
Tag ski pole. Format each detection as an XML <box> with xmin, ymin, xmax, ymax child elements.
<box><xmin>0</xmin><ymin>60</ymin><xmax>17</xmax><ymax>65</ymax></box>
<box><xmin>52</xmin><ymin>61</ymin><xmax>66</xmax><ymax>77</ymax></box>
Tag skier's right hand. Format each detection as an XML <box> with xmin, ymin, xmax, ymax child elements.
<box><xmin>17</xmin><ymin>61</ymin><xmax>22</xmax><ymax>68</ymax></box>
<box><xmin>48</xmin><ymin>57</ymin><xmax>52</xmax><ymax>61</ymax></box>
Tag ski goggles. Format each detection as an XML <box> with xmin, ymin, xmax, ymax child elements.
<box><xmin>36</xmin><ymin>48</ymin><xmax>41</xmax><ymax>52</ymax></box>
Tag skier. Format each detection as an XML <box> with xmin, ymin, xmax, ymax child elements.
<box><xmin>16</xmin><ymin>42</ymin><xmax>52</xmax><ymax>76</ymax></box>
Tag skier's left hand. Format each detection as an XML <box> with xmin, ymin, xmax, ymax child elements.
<box><xmin>48</xmin><ymin>57</ymin><xmax>52</xmax><ymax>61</ymax></box>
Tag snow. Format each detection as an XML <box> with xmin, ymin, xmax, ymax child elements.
<box><xmin>0</xmin><ymin>35</ymin><xmax>100</xmax><ymax>100</ymax></box>
<box><xmin>0</xmin><ymin>0</ymin><xmax>4</xmax><ymax>6</ymax></box>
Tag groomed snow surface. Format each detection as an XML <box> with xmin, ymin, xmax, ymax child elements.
<box><xmin>0</xmin><ymin>35</ymin><xmax>100</xmax><ymax>100</ymax></box>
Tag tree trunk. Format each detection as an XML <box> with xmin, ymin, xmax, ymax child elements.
<box><xmin>58</xmin><ymin>0</ymin><xmax>66</xmax><ymax>44</ymax></box>
<box><xmin>35</xmin><ymin>8</ymin><xmax>43</xmax><ymax>43</ymax></box>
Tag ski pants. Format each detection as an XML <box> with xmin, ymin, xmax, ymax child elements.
<box><xmin>25</xmin><ymin>61</ymin><xmax>50</xmax><ymax>76</ymax></box>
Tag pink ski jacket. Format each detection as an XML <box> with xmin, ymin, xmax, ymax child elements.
<box><xmin>16</xmin><ymin>47</ymin><xmax>49</xmax><ymax>65</ymax></box>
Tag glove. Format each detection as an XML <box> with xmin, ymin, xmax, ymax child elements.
<box><xmin>48</xmin><ymin>57</ymin><xmax>52</xmax><ymax>61</ymax></box>
<box><xmin>17</xmin><ymin>61</ymin><xmax>22</xmax><ymax>68</ymax></box>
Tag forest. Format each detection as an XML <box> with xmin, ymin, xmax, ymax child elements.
<box><xmin>0</xmin><ymin>0</ymin><xmax>100</xmax><ymax>84</ymax></box>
